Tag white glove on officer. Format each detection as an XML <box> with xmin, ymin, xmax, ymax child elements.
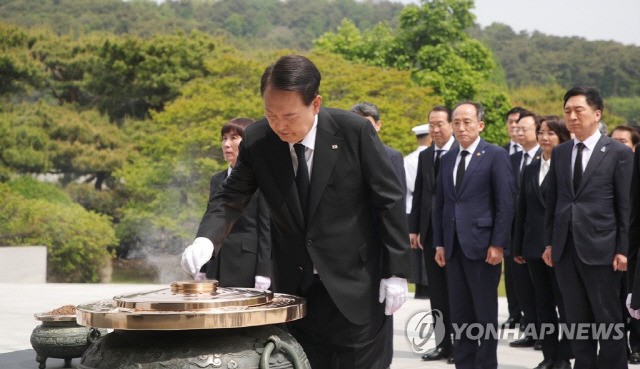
<box><xmin>181</xmin><ymin>237</ymin><xmax>214</xmax><ymax>276</ymax></box>
<box><xmin>627</xmin><ymin>293</ymin><xmax>640</xmax><ymax>319</ymax></box>
<box><xmin>379</xmin><ymin>276</ymin><xmax>408</xmax><ymax>315</ymax></box>
<box><xmin>254</xmin><ymin>275</ymin><xmax>271</xmax><ymax>290</ymax></box>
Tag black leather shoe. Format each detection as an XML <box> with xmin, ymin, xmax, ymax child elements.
<box><xmin>552</xmin><ymin>360</ymin><xmax>572</xmax><ymax>369</ymax></box>
<box><xmin>630</xmin><ymin>351</ymin><xmax>640</xmax><ymax>364</ymax></box>
<box><xmin>421</xmin><ymin>346</ymin><xmax>451</xmax><ymax>361</ymax></box>
<box><xmin>534</xmin><ymin>340</ymin><xmax>543</xmax><ymax>350</ymax></box>
<box><xmin>447</xmin><ymin>354</ymin><xmax>455</xmax><ymax>364</ymax></box>
<box><xmin>510</xmin><ymin>336</ymin><xmax>535</xmax><ymax>347</ymax></box>
<box><xmin>501</xmin><ymin>315</ymin><xmax>522</xmax><ymax>329</ymax></box>
<box><xmin>533</xmin><ymin>358</ymin><xmax>555</xmax><ymax>369</ymax></box>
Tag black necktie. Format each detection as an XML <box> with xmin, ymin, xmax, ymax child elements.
<box><xmin>456</xmin><ymin>150</ymin><xmax>469</xmax><ymax>193</ymax></box>
<box><xmin>294</xmin><ymin>143</ymin><xmax>310</xmax><ymax>219</ymax></box>
<box><xmin>573</xmin><ymin>142</ymin><xmax>585</xmax><ymax>193</ymax></box>
<box><xmin>513</xmin><ymin>144</ymin><xmax>521</xmax><ymax>154</ymax></box>
<box><xmin>434</xmin><ymin>149</ymin><xmax>443</xmax><ymax>177</ymax></box>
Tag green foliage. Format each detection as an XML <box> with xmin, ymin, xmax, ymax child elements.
<box><xmin>0</xmin><ymin>0</ymin><xmax>403</xmax><ymax>51</ymax></box>
<box><xmin>474</xmin><ymin>23</ymin><xmax>640</xmax><ymax>98</ymax></box>
<box><xmin>310</xmin><ymin>50</ymin><xmax>442</xmax><ymax>154</ymax></box>
<box><xmin>0</xmin><ymin>183</ymin><xmax>116</xmax><ymax>282</ymax></box>
<box><xmin>0</xmin><ymin>103</ymin><xmax>129</xmax><ymax>188</ymax></box>
<box><xmin>85</xmin><ymin>31</ymin><xmax>217</xmax><ymax>120</ymax></box>
<box><xmin>316</xmin><ymin>1</ymin><xmax>498</xmax><ymax>108</ymax></box>
<box><xmin>7</xmin><ymin>176</ymin><xmax>71</xmax><ymax>204</ymax></box>
<box><xmin>0</xmin><ymin>23</ymin><xmax>46</xmax><ymax>95</ymax></box>
<box><xmin>607</xmin><ymin>97</ymin><xmax>640</xmax><ymax>125</ymax></box>
<box><xmin>315</xmin><ymin>0</ymin><xmax>510</xmax><ymax>142</ymax></box>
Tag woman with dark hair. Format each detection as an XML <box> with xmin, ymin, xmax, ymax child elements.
<box><xmin>513</xmin><ymin>115</ymin><xmax>572</xmax><ymax>369</ymax></box>
<box><xmin>196</xmin><ymin>118</ymin><xmax>272</xmax><ymax>289</ymax></box>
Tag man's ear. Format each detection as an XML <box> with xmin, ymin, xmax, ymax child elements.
<box><xmin>312</xmin><ymin>95</ymin><xmax>322</xmax><ymax>114</ymax></box>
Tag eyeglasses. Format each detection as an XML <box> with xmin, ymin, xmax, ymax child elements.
<box><xmin>514</xmin><ymin>127</ymin><xmax>533</xmax><ymax>133</ymax></box>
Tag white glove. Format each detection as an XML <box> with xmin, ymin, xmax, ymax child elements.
<box><xmin>254</xmin><ymin>275</ymin><xmax>271</xmax><ymax>290</ymax></box>
<box><xmin>194</xmin><ymin>272</ymin><xmax>207</xmax><ymax>281</ymax></box>
<box><xmin>627</xmin><ymin>293</ymin><xmax>640</xmax><ymax>319</ymax></box>
<box><xmin>181</xmin><ymin>237</ymin><xmax>214</xmax><ymax>276</ymax></box>
<box><xmin>378</xmin><ymin>276</ymin><xmax>408</xmax><ymax>315</ymax></box>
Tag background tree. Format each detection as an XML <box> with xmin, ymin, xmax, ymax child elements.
<box><xmin>0</xmin><ymin>181</ymin><xmax>117</xmax><ymax>282</ymax></box>
<box><xmin>316</xmin><ymin>0</ymin><xmax>511</xmax><ymax>143</ymax></box>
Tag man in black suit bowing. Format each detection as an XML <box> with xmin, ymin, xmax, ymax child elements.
<box><xmin>409</xmin><ymin>106</ymin><xmax>456</xmax><ymax>363</ymax></box>
<box><xmin>181</xmin><ymin>55</ymin><xmax>411</xmax><ymax>369</ymax></box>
<box><xmin>544</xmin><ymin>86</ymin><xmax>632</xmax><ymax>369</ymax></box>
<box><xmin>433</xmin><ymin>101</ymin><xmax>515</xmax><ymax>369</ymax></box>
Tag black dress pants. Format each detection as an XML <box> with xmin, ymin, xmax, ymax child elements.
<box><xmin>287</xmin><ymin>277</ymin><xmax>391</xmax><ymax>369</ymax></box>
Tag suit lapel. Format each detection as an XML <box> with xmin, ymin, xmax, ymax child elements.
<box><xmin>528</xmin><ymin>158</ymin><xmax>545</xmax><ymax>207</ymax></box>
<box><xmin>457</xmin><ymin>139</ymin><xmax>488</xmax><ymax>195</ymax></box>
<box><xmin>576</xmin><ymin>135</ymin><xmax>610</xmax><ymax>196</ymax></box>
<box><xmin>262</xmin><ymin>129</ymin><xmax>305</xmax><ymax>230</ymax></box>
<box><xmin>558</xmin><ymin>142</ymin><xmax>576</xmax><ymax>197</ymax></box>
<box><xmin>424</xmin><ymin>145</ymin><xmax>435</xmax><ymax>178</ymax></box>
<box><xmin>307</xmin><ymin>111</ymin><xmax>343</xmax><ymax>224</ymax></box>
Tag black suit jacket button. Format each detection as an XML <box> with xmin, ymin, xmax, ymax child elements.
<box><xmin>455</xmin><ymin>201</ymin><xmax>460</xmax><ymax>205</ymax></box>
<box><xmin>306</xmin><ymin>240</ymin><xmax>312</xmax><ymax>246</ymax></box>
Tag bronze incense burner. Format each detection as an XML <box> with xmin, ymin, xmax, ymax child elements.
<box><xmin>75</xmin><ymin>280</ymin><xmax>310</xmax><ymax>368</ymax></box>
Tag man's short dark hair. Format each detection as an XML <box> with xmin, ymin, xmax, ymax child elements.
<box><xmin>431</xmin><ymin>105</ymin><xmax>451</xmax><ymax>122</ymax></box>
<box><xmin>506</xmin><ymin>107</ymin><xmax>527</xmax><ymax>121</ymax></box>
<box><xmin>517</xmin><ymin>110</ymin><xmax>541</xmax><ymax>132</ymax></box>
<box><xmin>221</xmin><ymin>117</ymin><xmax>255</xmax><ymax>138</ymax></box>
<box><xmin>350</xmin><ymin>102</ymin><xmax>380</xmax><ymax>122</ymax></box>
<box><xmin>564</xmin><ymin>86</ymin><xmax>604</xmax><ymax>112</ymax></box>
<box><xmin>260</xmin><ymin>55</ymin><xmax>321</xmax><ymax>106</ymax></box>
<box><xmin>611</xmin><ymin>125</ymin><xmax>640</xmax><ymax>146</ymax></box>
<box><xmin>454</xmin><ymin>101</ymin><xmax>484</xmax><ymax>122</ymax></box>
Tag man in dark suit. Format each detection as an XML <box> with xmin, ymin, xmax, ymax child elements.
<box><xmin>433</xmin><ymin>101</ymin><xmax>515</xmax><ymax>369</ymax></box>
<box><xmin>409</xmin><ymin>105</ymin><xmax>456</xmax><ymax>363</ymax></box>
<box><xmin>501</xmin><ymin>106</ymin><xmax>528</xmax><ymax>329</ymax></box>
<box><xmin>201</xmin><ymin>169</ymin><xmax>271</xmax><ymax>287</ymax></box>
<box><xmin>349</xmin><ymin>102</ymin><xmax>406</xmax><ymax>191</ymax></box>
<box><xmin>509</xmin><ymin>111</ymin><xmax>542</xmax><ymax>348</ymax></box>
<box><xmin>349</xmin><ymin>101</ymin><xmax>405</xmax><ymax>367</ymax></box>
<box><xmin>181</xmin><ymin>55</ymin><xmax>411</xmax><ymax>369</ymax></box>
<box><xmin>544</xmin><ymin>86</ymin><xmax>632</xmax><ymax>369</ymax></box>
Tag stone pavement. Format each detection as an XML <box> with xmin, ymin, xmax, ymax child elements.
<box><xmin>0</xmin><ymin>283</ymin><xmax>552</xmax><ymax>368</ymax></box>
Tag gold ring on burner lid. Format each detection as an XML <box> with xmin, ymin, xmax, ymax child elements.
<box><xmin>170</xmin><ymin>280</ymin><xmax>219</xmax><ymax>294</ymax></box>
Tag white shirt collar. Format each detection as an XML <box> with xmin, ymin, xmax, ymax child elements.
<box><xmin>227</xmin><ymin>166</ymin><xmax>233</xmax><ymax>176</ymax></box>
<box><xmin>523</xmin><ymin>144</ymin><xmax>540</xmax><ymax>158</ymax></box>
<box><xmin>289</xmin><ymin>114</ymin><xmax>318</xmax><ymax>151</ymax></box>
<box><xmin>460</xmin><ymin>136</ymin><xmax>481</xmax><ymax>155</ymax></box>
<box><xmin>436</xmin><ymin>136</ymin><xmax>455</xmax><ymax>151</ymax></box>
<box><xmin>574</xmin><ymin>129</ymin><xmax>601</xmax><ymax>151</ymax></box>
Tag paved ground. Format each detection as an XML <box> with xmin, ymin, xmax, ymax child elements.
<box><xmin>0</xmin><ymin>283</ymin><xmax>552</xmax><ymax>368</ymax></box>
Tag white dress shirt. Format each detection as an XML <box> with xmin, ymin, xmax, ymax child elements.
<box><xmin>404</xmin><ymin>145</ymin><xmax>429</xmax><ymax>213</ymax></box>
<box><xmin>520</xmin><ymin>144</ymin><xmax>540</xmax><ymax>172</ymax></box>
<box><xmin>453</xmin><ymin>136</ymin><xmax>481</xmax><ymax>187</ymax></box>
<box><xmin>539</xmin><ymin>156</ymin><xmax>550</xmax><ymax>185</ymax></box>
<box><xmin>571</xmin><ymin>130</ymin><xmax>601</xmax><ymax>178</ymax></box>
<box><xmin>509</xmin><ymin>140</ymin><xmax>522</xmax><ymax>155</ymax></box>
<box><xmin>289</xmin><ymin>114</ymin><xmax>318</xmax><ymax>177</ymax></box>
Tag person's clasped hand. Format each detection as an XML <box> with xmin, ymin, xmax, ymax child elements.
<box><xmin>181</xmin><ymin>237</ymin><xmax>214</xmax><ymax>277</ymax></box>
<box><xmin>627</xmin><ymin>293</ymin><xmax>640</xmax><ymax>319</ymax></box>
<box><xmin>379</xmin><ymin>276</ymin><xmax>408</xmax><ymax>315</ymax></box>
